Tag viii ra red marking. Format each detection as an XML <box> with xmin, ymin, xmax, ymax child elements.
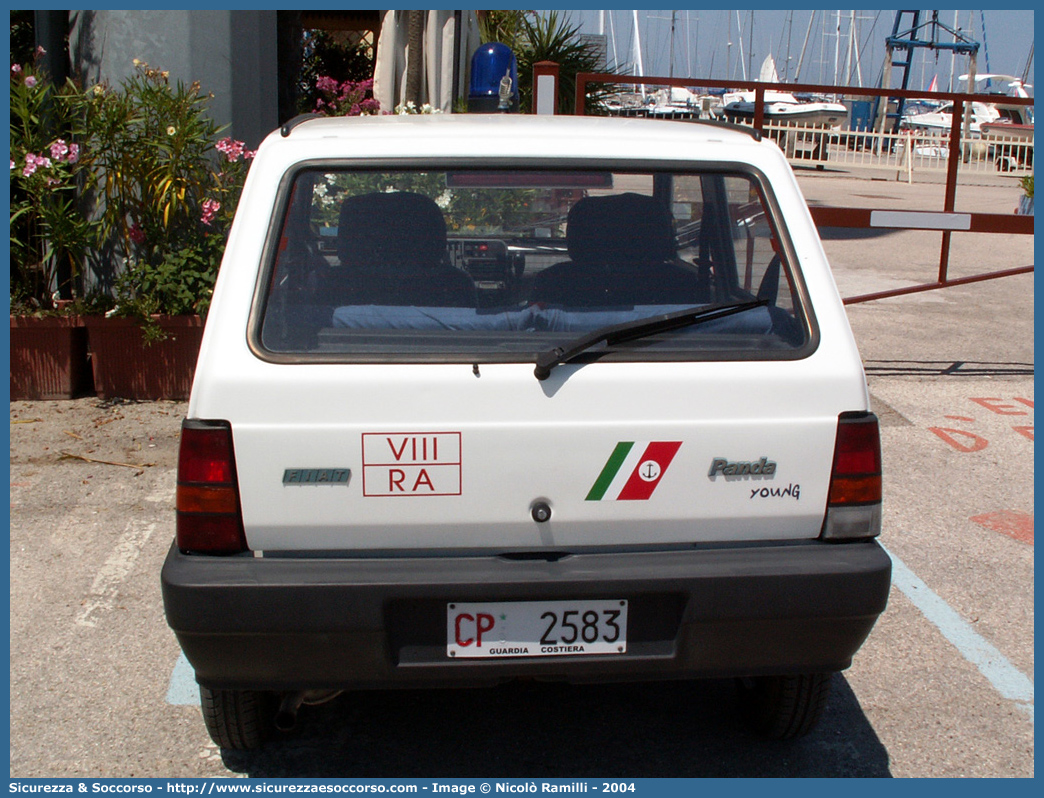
<box><xmin>362</xmin><ymin>432</ymin><xmax>462</xmax><ymax>496</ymax></box>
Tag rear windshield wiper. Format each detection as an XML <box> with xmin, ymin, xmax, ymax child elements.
<box><xmin>533</xmin><ymin>298</ymin><xmax>769</xmax><ymax>381</ymax></box>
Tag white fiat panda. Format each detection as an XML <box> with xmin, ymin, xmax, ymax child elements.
<box><xmin>161</xmin><ymin>113</ymin><xmax>890</xmax><ymax>750</ymax></box>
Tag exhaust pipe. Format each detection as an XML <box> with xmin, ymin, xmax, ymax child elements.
<box><xmin>273</xmin><ymin>689</ymin><xmax>343</xmax><ymax>731</ymax></box>
<box><xmin>274</xmin><ymin>692</ymin><xmax>305</xmax><ymax>731</ymax></box>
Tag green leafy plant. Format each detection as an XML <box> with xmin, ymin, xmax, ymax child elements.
<box><xmin>84</xmin><ymin>61</ymin><xmax>253</xmax><ymax>331</ymax></box>
<box><xmin>87</xmin><ymin>61</ymin><xmax>221</xmax><ymax>269</ymax></box>
<box><xmin>478</xmin><ymin>11</ymin><xmax>531</xmax><ymax>54</ymax></box>
<box><xmin>113</xmin><ymin>234</ymin><xmax>227</xmax><ymax>325</ymax></box>
<box><xmin>1020</xmin><ymin>175</ymin><xmax>1033</xmax><ymax>198</ymax></box>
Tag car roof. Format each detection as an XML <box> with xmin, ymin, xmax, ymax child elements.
<box><xmin>266</xmin><ymin>113</ymin><xmax>765</xmax><ymax>163</ymax></box>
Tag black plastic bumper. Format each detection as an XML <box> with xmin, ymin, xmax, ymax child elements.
<box><xmin>161</xmin><ymin>540</ymin><xmax>891</xmax><ymax>691</ymax></box>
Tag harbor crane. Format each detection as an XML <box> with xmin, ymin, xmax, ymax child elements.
<box><xmin>877</xmin><ymin>10</ymin><xmax>980</xmax><ymax>136</ymax></box>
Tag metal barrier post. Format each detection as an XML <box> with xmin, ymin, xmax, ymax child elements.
<box><xmin>939</xmin><ymin>98</ymin><xmax>965</xmax><ymax>283</ymax></box>
<box><xmin>753</xmin><ymin>86</ymin><xmax>766</xmax><ymax>134</ymax></box>
<box><xmin>533</xmin><ymin>61</ymin><xmax>560</xmax><ymax>115</ymax></box>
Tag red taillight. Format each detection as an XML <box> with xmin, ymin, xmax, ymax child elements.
<box><xmin>176</xmin><ymin>420</ymin><xmax>248</xmax><ymax>554</ymax></box>
<box><xmin>821</xmin><ymin>412</ymin><xmax>882</xmax><ymax>540</ymax></box>
<box><xmin>828</xmin><ymin>413</ymin><xmax>882</xmax><ymax>505</ymax></box>
<box><xmin>178</xmin><ymin>425</ymin><xmax>235</xmax><ymax>483</ymax></box>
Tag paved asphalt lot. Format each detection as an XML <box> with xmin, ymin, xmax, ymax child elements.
<box><xmin>8</xmin><ymin>169</ymin><xmax>1033</xmax><ymax>778</ymax></box>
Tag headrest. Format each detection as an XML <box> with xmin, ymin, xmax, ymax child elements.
<box><xmin>337</xmin><ymin>191</ymin><xmax>447</xmax><ymax>269</ymax></box>
<box><xmin>566</xmin><ymin>193</ymin><xmax>674</xmax><ymax>265</ymax></box>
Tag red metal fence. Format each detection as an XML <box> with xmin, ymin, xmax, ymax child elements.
<box><xmin>571</xmin><ymin>73</ymin><xmax>1033</xmax><ymax>304</ymax></box>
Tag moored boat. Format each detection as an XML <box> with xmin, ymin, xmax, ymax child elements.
<box><xmin>722</xmin><ymin>91</ymin><xmax>849</xmax><ymax>127</ymax></box>
<box><xmin>902</xmin><ymin>75</ymin><xmax>1033</xmax><ymax>139</ymax></box>
<box><xmin>721</xmin><ymin>54</ymin><xmax>848</xmax><ymax>129</ymax></box>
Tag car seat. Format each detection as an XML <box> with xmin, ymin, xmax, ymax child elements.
<box><xmin>335</xmin><ymin>191</ymin><xmax>476</xmax><ymax>307</ymax></box>
<box><xmin>529</xmin><ymin>192</ymin><xmax>702</xmax><ymax>308</ymax></box>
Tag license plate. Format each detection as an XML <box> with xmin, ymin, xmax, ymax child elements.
<box><xmin>446</xmin><ymin>600</ymin><xmax>627</xmax><ymax>659</ymax></box>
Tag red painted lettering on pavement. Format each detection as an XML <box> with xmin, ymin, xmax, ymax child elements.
<box><xmin>969</xmin><ymin>397</ymin><xmax>1028</xmax><ymax>416</ymax></box>
<box><xmin>971</xmin><ymin>511</ymin><xmax>1034</xmax><ymax>545</ymax></box>
<box><xmin>928</xmin><ymin>427</ymin><xmax>988</xmax><ymax>452</ymax></box>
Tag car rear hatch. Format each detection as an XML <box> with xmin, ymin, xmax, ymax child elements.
<box><xmin>214</xmin><ymin>358</ymin><xmax>866</xmax><ymax>553</ymax></box>
<box><xmin>186</xmin><ymin>154</ymin><xmax>874</xmax><ymax>555</ymax></box>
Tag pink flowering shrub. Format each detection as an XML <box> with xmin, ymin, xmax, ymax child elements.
<box><xmin>215</xmin><ymin>136</ymin><xmax>244</xmax><ymax>161</ymax></box>
<box><xmin>200</xmin><ymin>198</ymin><xmax>221</xmax><ymax>225</ymax></box>
<box><xmin>312</xmin><ymin>76</ymin><xmax>380</xmax><ymax>117</ymax></box>
<box><xmin>215</xmin><ymin>136</ymin><xmax>256</xmax><ymax>164</ymax></box>
<box><xmin>21</xmin><ymin>152</ymin><xmax>51</xmax><ymax>176</ymax></box>
<box><xmin>10</xmin><ymin>55</ymin><xmax>255</xmax><ymax>319</ymax></box>
<box><xmin>10</xmin><ymin>52</ymin><xmax>98</xmax><ymax>310</ymax></box>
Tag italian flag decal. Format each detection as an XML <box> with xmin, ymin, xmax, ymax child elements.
<box><xmin>586</xmin><ymin>441</ymin><xmax>682</xmax><ymax>501</ymax></box>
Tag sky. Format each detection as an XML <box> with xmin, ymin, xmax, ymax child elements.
<box><xmin>549</xmin><ymin>9</ymin><xmax>1034</xmax><ymax>94</ymax></box>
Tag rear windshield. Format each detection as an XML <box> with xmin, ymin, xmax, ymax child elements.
<box><xmin>255</xmin><ymin>166</ymin><xmax>811</xmax><ymax>362</ymax></box>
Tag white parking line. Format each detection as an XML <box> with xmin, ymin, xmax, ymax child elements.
<box><xmin>75</xmin><ymin>521</ymin><xmax>156</xmax><ymax>628</ymax></box>
<box><xmin>145</xmin><ymin>481</ymin><xmax>177</xmax><ymax>505</ymax></box>
<box><xmin>882</xmin><ymin>543</ymin><xmax>1034</xmax><ymax>725</ymax></box>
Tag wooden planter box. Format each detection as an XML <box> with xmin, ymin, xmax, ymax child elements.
<box><xmin>10</xmin><ymin>315</ymin><xmax>92</xmax><ymax>400</ymax></box>
<box><xmin>84</xmin><ymin>315</ymin><xmax>204</xmax><ymax>400</ymax></box>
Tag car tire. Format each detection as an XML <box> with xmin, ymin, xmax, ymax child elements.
<box><xmin>736</xmin><ymin>672</ymin><xmax>831</xmax><ymax>740</ymax></box>
<box><xmin>200</xmin><ymin>686</ymin><xmax>271</xmax><ymax>751</ymax></box>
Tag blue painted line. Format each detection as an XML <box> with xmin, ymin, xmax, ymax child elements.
<box><xmin>882</xmin><ymin>543</ymin><xmax>1034</xmax><ymax>725</ymax></box>
<box><xmin>167</xmin><ymin>652</ymin><xmax>199</xmax><ymax>705</ymax></box>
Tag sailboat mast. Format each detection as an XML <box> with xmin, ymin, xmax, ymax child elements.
<box><xmin>778</xmin><ymin>10</ymin><xmax>794</xmax><ymax>82</ymax></box>
<box><xmin>834</xmin><ymin>10</ymin><xmax>841</xmax><ymax>86</ymax></box>
<box><xmin>786</xmin><ymin>11</ymin><xmax>794</xmax><ymax>82</ymax></box>
<box><xmin>727</xmin><ymin>11</ymin><xmax>732</xmax><ymax>81</ymax></box>
<box><xmin>843</xmin><ymin>11</ymin><xmax>852</xmax><ymax>85</ymax></box>
<box><xmin>688</xmin><ymin>11</ymin><xmax>695</xmax><ymax>78</ymax></box>
<box><xmin>669</xmin><ymin>10</ymin><xmax>676</xmax><ymax>79</ymax></box>
<box><xmin>736</xmin><ymin>10</ymin><xmax>746</xmax><ymax>80</ymax></box>
<box><xmin>852</xmin><ymin>13</ymin><xmax>864</xmax><ymax>87</ymax></box>
<box><xmin>748</xmin><ymin>11</ymin><xmax>755</xmax><ymax>83</ymax></box>
<box><xmin>632</xmin><ymin>10</ymin><xmax>644</xmax><ymax>97</ymax></box>
<box><xmin>795</xmin><ymin>10</ymin><xmax>816</xmax><ymax>83</ymax></box>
